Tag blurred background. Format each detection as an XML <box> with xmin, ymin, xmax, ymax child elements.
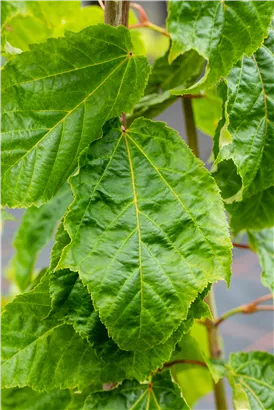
<box><xmin>2</xmin><ymin>2</ymin><xmax>273</xmax><ymax>409</ymax></box>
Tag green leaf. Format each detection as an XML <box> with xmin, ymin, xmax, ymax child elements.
<box><xmin>171</xmin><ymin>323</ymin><xmax>213</xmax><ymax>407</ymax></box>
<box><xmin>167</xmin><ymin>1</ymin><xmax>274</xmax><ymax>94</ymax></box>
<box><xmin>84</xmin><ymin>372</ymin><xmax>189</xmax><ymax>410</ymax></box>
<box><xmin>128</xmin><ymin>49</ymin><xmax>204</xmax><ymax>124</ymax></box>
<box><xmin>213</xmin><ymin>160</ymin><xmax>242</xmax><ymax>201</ymax></box>
<box><xmin>248</xmin><ymin>228</ymin><xmax>274</xmax><ymax>292</ymax></box>
<box><xmin>1</xmin><ymin>24</ymin><xmax>150</xmax><ymax>207</ymax></box>
<box><xmin>58</xmin><ymin>117</ymin><xmax>231</xmax><ymax>351</ymax></box>
<box><xmin>193</xmin><ymin>88</ymin><xmax>223</xmax><ymax>138</ymax></box>
<box><xmin>217</xmin><ymin>27</ymin><xmax>274</xmax><ymax>199</ymax></box>
<box><xmin>226</xmin><ymin>186</ymin><xmax>274</xmax><ymax>233</ymax></box>
<box><xmin>1</xmin><ymin>208</ymin><xmax>16</xmax><ymax>223</ymax></box>
<box><xmin>226</xmin><ymin>351</ymin><xmax>274</xmax><ymax>410</ymax></box>
<box><xmin>1</xmin><ymin>2</ymin><xmax>104</xmax><ymax>53</ymax></box>
<box><xmin>8</xmin><ymin>184</ymin><xmax>73</xmax><ymax>291</ymax></box>
<box><xmin>1</xmin><ymin>387</ymin><xmax>89</xmax><ymax>410</ymax></box>
<box><xmin>49</xmin><ymin>223</ymin><xmax>210</xmax><ymax>381</ymax></box>
<box><xmin>1</xmin><ymin>275</ymin><xmax>103</xmax><ymax>392</ymax></box>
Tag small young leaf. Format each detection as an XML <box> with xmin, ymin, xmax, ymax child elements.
<box><xmin>8</xmin><ymin>184</ymin><xmax>73</xmax><ymax>291</ymax></box>
<box><xmin>217</xmin><ymin>27</ymin><xmax>274</xmax><ymax>199</ymax></box>
<box><xmin>167</xmin><ymin>1</ymin><xmax>274</xmax><ymax>94</ymax></box>
<box><xmin>58</xmin><ymin>118</ymin><xmax>231</xmax><ymax>351</ymax></box>
<box><xmin>226</xmin><ymin>351</ymin><xmax>274</xmax><ymax>410</ymax></box>
<box><xmin>248</xmin><ymin>228</ymin><xmax>274</xmax><ymax>292</ymax></box>
<box><xmin>84</xmin><ymin>372</ymin><xmax>189</xmax><ymax>410</ymax></box>
<box><xmin>1</xmin><ymin>24</ymin><xmax>150</xmax><ymax>207</ymax></box>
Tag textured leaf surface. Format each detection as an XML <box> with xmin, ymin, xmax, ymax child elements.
<box><xmin>8</xmin><ymin>184</ymin><xmax>72</xmax><ymax>291</ymax></box>
<box><xmin>1</xmin><ymin>387</ymin><xmax>89</xmax><ymax>410</ymax></box>
<box><xmin>1</xmin><ymin>275</ymin><xmax>104</xmax><ymax>391</ymax></box>
<box><xmin>171</xmin><ymin>323</ymin><xmax>213</xmax><ymax>407</ymax></box>
<box><xmin>49</xmin><ymin>223</ymin><xmax>208</xmax><ymax>381</ymax></box>
<box><xmin>227</xmin><ymin>351</ymin><xmax>274</xmax><ymax>410</ymax></box>
<box><xmin>248</xmin><ymin>228</ymin><xmax>274</xmax><ymax>292</ymax></box>
<box><xmin>226</xmin><ymin>186</ymin><xmax>274</xmax><ymax>233</ymax></box>
<box><xmin>167</xmin><ymin>1</ymin><xmax>274</xmax><ymax>94</ymax></box>
<box><xmin>217</xmin><ymin>27</ymin><xmax>274</xmax><ymax>199</ymax></box>
<box><xmin>84</xmin><ymin>372</ymin><xmax>189</xmax><ymax>410</ymax></box>
<box><xmin>59</xmin><ymin>118</ymin><xmax>231</xmax><ymax>351</ymax></box>
<box><xmin>1</xmin><ymin>25</ymin><xmax>150</xmax><ymax>207</ymax></box>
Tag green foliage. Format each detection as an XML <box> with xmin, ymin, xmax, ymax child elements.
<box><xmin>226</xmin><ymin>351</ymin><xmax>274</xmax><ymax>410</ymax></box>
<box><xmin>58</xmin><ymin>117</ymin><xmax>231</xmax><ymax>350</ymax></box>
<box><xmin>167</xmin><ymin>1</ymin><xmax>274</xmax><ymax>94</ymax></box>
<box><xmin>1</xmin><ymin>2</ymin><xmax>274</xmax><ymax>408</ymax></box>
<box><xmin>248</xmin><ymin>228</ymin><xmax>274</xmax><ymax>292</ymax></box>
<box><xmin>8</xmin><ymin>184</ymin><xmax>72</xmax><ymax>291</ymax></box>
<box><xmin>1</xmin><ymin>24</ymin><xmax>150</xmax><ymax>207</ymax></box>
<box><xmin>84</xmin><ymin>372</ymin><xmax>189</xmax><ymax>410</ymax></box>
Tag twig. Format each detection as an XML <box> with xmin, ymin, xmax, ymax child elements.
<box><xmin>129</xmin><ymin>3</ymin><xmax>170</xmax><ymax>37</ymax></box>
<box><xmin>214</xmin><ymin>294</ymin><xmax>274</xmax><ymax>327</ymax></box>
<box><xmin>232</xmin><ymin>242</ymin><xmax>250</xmax><ymax>250</ymax></box>
<box><xmin>163</xmin><ymin>359</ymin><xmax>207</xmax><ymax>369</ymax></box>
<box><xmin>98</xmin><ymin>0</ymin><xmax>105</xmax><ymax>11</ymax></box>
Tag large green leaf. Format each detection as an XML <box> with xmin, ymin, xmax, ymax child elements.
<box><xmin>1</xmin><ymin>25</ymin><xmax>150</xmax><ymax>207</ymax></box>
<box><xmin>1</xmin><ymin>387</ymin><xmax>89</xmax><ymax>410</ymax></box>
<box><xmin>226</xmin><ymin>351</ymin><xmax>274</xmax><ymax>410</ymax></box>
<box><xmin>226</xmin><ymin>186</ymin><xmax>274</xmax><ymax>233</ymax></box>
<box><xmin>167</xmin><ymin>1</ymin><xmax>274</xmax><ymax>94</ymax></box>
<box><xmin>84</xmin><ymin>372</ymin><xmax>189</xmax><ymax>410</ymax></box>
<box><xmin>49</xmin><ymin>223</ymin><xmax>209</xmax><ymax>381</ymax></box>
<box><xmin>1</xmin><ymin>275</ymin><xmax>103</xmax><ymax>392</ymax></box>
<box><xmin>58</xmin><ymin>117</ymin><xmax>231</xmax><ymax>351</ymax></box>
<box><xmin>248</xmin><ymin>228</ymin><xmax>274</xmax><ymax>292</ymax></box>
<box><xmin>216</xmin><ymin>27</ymin><xmax>274</xmax><ymax>199</ymax></box>
<box><xmin>8</xmin><ymin>184</ymin><xmax>73</xmax><ymax>291</ymax></box>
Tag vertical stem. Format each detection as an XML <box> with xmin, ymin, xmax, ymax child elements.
<box><xmin>182</xmin><ymin>99</ymin><xmax>228</xmax><ymax>410</ymax></box>
<box><xmin>182</xmin><ymin>97</ymin><xmax>199</xmax><ymax>157</ymax></box>
<box><xmin>104</xmin><ymin>1</ymin><xmax>130</xmax><ymax>27</ymax></box>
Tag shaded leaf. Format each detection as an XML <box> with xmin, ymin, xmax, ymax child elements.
<box><xmin>217</xmin><ymin>27</ymin><xmax>274</xmax><ymax>199</ymax></box>
<box><xmin>8</xmin><ymin>184</ymin><xmax>73</xmax><ymax>291</ymax></box>
<box><xmin>1</xmin><ymin>25</ymin><xmax>150</xmax><ymax>207</ymax></box>
<box><xmin>226</xmin><ymin>186</ymin><xmax>274</xmax><ymax>233</ymax></box>
<box><xmin>1</xmin><ymin>275</ymin><xmax>102</xmax><ymax>391</ymax></box>
<box><xmin>193</xmin><ymin>88</ymin><xmax>223</xmax><ymax>138</ymax></box>
<box><xmin>1</xmin><ymin>387</ymin><xmax>89</xmax><ymax>410</ymax></box>
<box><xmin>84</xmin><ymin>372</ymin><xmax>189</xmax><ymax>410</ymax></box>
<box><xmin>248</xmin><ymin>228</ymin><xmax>274</xmax><ymax>292</ymax></box>
<box><xmin>167</xmin><ymin>1</ymin><xmax>274</xmax><ymax>94</ymax></box>
<box><xmin>129</xmin><ymin>49</ymin><xmax>204</xmax><ymax>123</ymax></box>
<box><xmin>58</xmin><ymin>117</ymin><xmax>231</xmax><ymax>351</ymax></box>
<box><xmin>226</xmin><ymin>351</ymin><xmax>274</xmax><ymax>410</ymax></box>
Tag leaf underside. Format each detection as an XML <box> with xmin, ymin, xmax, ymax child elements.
<box><xmin>1</xmin><ymin>24</ymin><xmax>150</xmax><ymax>207</ymax></box>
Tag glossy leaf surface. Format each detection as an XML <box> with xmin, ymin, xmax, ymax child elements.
<box><xmin>1</xmin><ymin>25</ymin><xmax>150</xmax><ymax>207</ymax></box>
<box><xmin>8</xmin><ymin>184</ymin><xmax>72</xmax><ymax>291</ymax></box>
<box><xmin>217</xmin><ymin>28</ymin><xmax>274</xmax><ymax>199</ymax></box>
<box><xmin>84</xmin><ymin>372</ymin><xmax>189</xmax><ymax>410</ymax></box>
<box><xmin>227</xmin><ymin>351</ymin><xmax>274</xmax><ymax>410</ymax></box>
<box><xmin>248</xmin><ymin>228</ymin><xmax>274</xmax><ymax>292</ymax></box>
<box><xmin>59</xmin><ymin>118</ymin><xmax>231</xmax><ymax>351</ymax></box>
<box><xmin>167</xmin><ymin>1</ymin><xmax>274</xmax><ymax>94</ymax></box>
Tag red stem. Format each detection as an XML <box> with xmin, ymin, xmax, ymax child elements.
<box><xmin>163</xmin><ymin>359</ymin><xmax>207</xmax><ymax>369</ymax></box>
<box><xmin>232</xmin><ymin>243</ymin><xmax>250</xmax><ymax>250</ymax></box>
